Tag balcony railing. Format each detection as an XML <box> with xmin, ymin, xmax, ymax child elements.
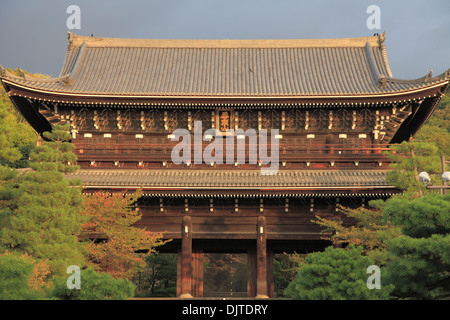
<box><xmin>73</xmin><ymin>141</ymin><xmax>392</xmax><ymax>163</ymax></box>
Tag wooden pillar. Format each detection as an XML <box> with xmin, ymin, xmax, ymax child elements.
<box><xmin>256</xmin><ymin>216</ymin><xmax>268</xmax><ymax>298</ymax></box>
<box><xmin>267</xmin><ymin>250</ymin><xmax>274</xmax><ymax>298</ymax></box>
<box><xmin>180</xmin><ymin>215</ymin><xmax>193</xmax><ymax>298</ymax></box>
<box><xmin>192</xmin><ymin>249</ymin><xmax>203</xmax><ymax>297</ymax></box>
<box><xmin>176</xmin><ymin>249</ymin><xmax>181</xmax><ymax>297</ymax></box>
<box><xmin>247</xmin><ymin>248</ymin><xmax>256</xmax><ymax>297</ymax></box>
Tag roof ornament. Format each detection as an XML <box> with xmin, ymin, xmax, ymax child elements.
<box><xmin>61</xmin><ymin>75</ymin><xmax>73</xmax><ymax>87</ymax></box>
<box><xmin>378</xmin><ymin>74</ymin><xmax>387</xmax><ymax>88</ymax></box>
<box><xmin>425</xmin><ymin>69</ymin><xmax>433</xmax><ymax>82</ymax></box>
<box><xmin>378</xmin><ymin>31</ymin><xmax>386</xmax><ymax>47</ymax></box>
<box><xmin>17</xmin><ymin>68</ymin><xmax>26</xmax><ymax>79</ymax></box>
<box><xmin>445</xmin><ymin>69</ymin><xmax>450</xmax><ymax>80</ymax></box>
<box><xmin>68</xmin><ymin>31</ymin><xmax>74</xmax><ymax>50</ymax></box>
<box><xmin>0</xmin><ymin>65</ymin><xmax>5</xmax><ymax>77</ymax></box>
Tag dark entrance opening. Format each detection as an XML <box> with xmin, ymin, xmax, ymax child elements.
<box><xmin>203</xmin><ymin>253</ymin><xmax>248</xmax><ymax>297</ymax></box>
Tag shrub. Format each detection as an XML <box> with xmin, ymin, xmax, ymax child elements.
<box><xmin>285</xmin><ymin>246</ymin><xmax>392</xmax><ymax>300</ymax></box>
<box><xmin>0</xmin><ymin>252</ymin><xmax>49</xmax><ymax>299</ymax></box>
<box><xmin>51</xmin><ymin>267</ymin><xmax>135</xmax><ymax>300</ymax></box>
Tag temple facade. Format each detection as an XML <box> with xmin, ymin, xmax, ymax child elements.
<box><xmin>1</xmin><ymin>32</ymin><xmax>448</xmax><ymax>298</ymax></box>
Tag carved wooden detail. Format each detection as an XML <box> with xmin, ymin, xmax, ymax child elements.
<box><xmin>356</xmin><ymin>108</ymin><xmax>375</xmax><ymax>130</ymax></box>
<box><xmin>260</xmin><ymin>109</ymin><xmax>281</xmax><ymax>130</ymax></box>
<box><xmin>284</xmin><ymin>109</ymin><xmax>306</xmax><ymax>132</ymax></box>
<box><xmin>237</xmin><ymin>109</ymin><xmax>258</xmax><ymax>130</ymax></box>
<box><xmin>70</xmin><ymin>108</ymin><xmax>94</xmax><ymax>131</ymax></box>
<box><xmin>191</xmin><ymin>109</ymin><xmax>212</xmax><ymax>131</ymax></box>
<box><xmin>60</xmin><ymin>105</ymin><xmax>392</xmax><ymax>137</ymax></box>
<box><xmin>118</xmin><ymin>109</ymin><xmax>140</xmax><ymax>132</ymax></box>
<box><xmin>94</xmin><ymin>108</ymin><xmax>116</xmax><ymax>131</ymax></box>
<box><xmin>308</xmin><ymin>109</ymin><xmax>328</xmax><ymax>132</ymax></box>
<box><xmin>141</xmin><ymin>109</ymin><xmax>164</xmax><ymax>132</ymax></box>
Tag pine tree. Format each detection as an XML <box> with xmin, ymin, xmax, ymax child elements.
<box><xmin>284</xmin><ymin>246</ymin><xmax>393</xmax><ymax>300</ymax></box>
<box><xmin>385</xmin><ymin>140</ymin><xmax>441</xmax><ymax>195</ymax></box>
<box><xmin>0</xmin><ymin>125</ymin><xmax>85</xmax><ymax>276</ymax></box>
<box><xmin>313</xmin><ymin>202</ymin><xmax>402</xmax><ymax>266</ymax></box>
<box><xmin>383</xmin><ymin>194</ymin><xmax>450</xmax><ymax>299</ymax></box>
<box><xmin>0</xmin><ymin>71</ymin><xmax>37</xmax><ymax>167</ymax></box>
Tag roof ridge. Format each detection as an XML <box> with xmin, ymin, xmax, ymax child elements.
<box><xmin>0</xmin><ymin>65</ymin><xmax>70</xmax><ymax>84</ymax></box>
<box><xmin>67</xmin><ymin>31</ymin><xmax>382</xmax><ymax>49</ymax></box>
<box><xmin>386</xmin><ymin>68</ymin><xmax>450</xmax><ymax>84</ymax></box>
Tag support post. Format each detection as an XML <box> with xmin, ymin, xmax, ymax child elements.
<box><xmin>192</xmin><ymin>249</ymin><xmax>203</xmax><ymax>297</ymax></box>
<box><xmin>256</xmin><ymin>216</ymin><xmax>268</xmax><ymax>298</ymax></box>
<box><xmin>247</xmin><ymin>248</ymin><xmax>256</xmax><ymax>297</ymax></box>
<box><xmin>180</xmin><ymin>215</ymin><xmax>193</xmax><ymax>298</ymax></box>
<box><xmin>176</xmin><ymin>249</ymin><xmax>181</xmax><ymax>297</ymax></box>
<box><xmin>267</xmin><ymin>250</ymin><xmax>274</xmax><ymax>298</ymax></box>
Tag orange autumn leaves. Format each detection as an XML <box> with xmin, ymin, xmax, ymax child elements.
<box><xmin>80</xmin><ymin>190</ymin><xmax>166</xmax><ymax>280</ymax></box>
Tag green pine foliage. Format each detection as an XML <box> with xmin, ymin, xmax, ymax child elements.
<box><xmin>0</xmin><ymin>166</ymin><xmax>21</xmax><ymax>231</ymax></box>
<box><xmin>0</xmin><ymin>69</ymin><xmax>37</xmax><ymax>167</ymax></box>
<box><xmin>0</xmin><ymin>253</ymin><xmax>47</xmax><ymax>300</ymax></box>
<box><xmin>30</xmin><ymin>125</ymin><xmax>79</xmax><ymax>173</ymax></box>
<box><xmin>284</xmin><ymin>246</ymin><xmax>393</xmax><ymax>300</ymax></box>
<box><xmin>385</xmin><ymin>140</ymin><xmax>441</xmax><ymax>194</ymax></box>
<box><xmin>383</xmin><ymin>193</ymin><xmax>450</xmax><ymax>238</ymax></box>
<box><xmin>51</xmin><ymin>268</ymin><xmax>136</xmax><ymax>300</ymax></box>
<box><xmin>415</xmin><ymin>91</ymin><xmax>450</xmax><ymax>156</ymax></box>
<box><xmin>0</xmin><ymin>105</ymin><xmax>22</xmax><ymax>163</ymax></box>
<box><xmin>383</xmin><ymin>194</ymin><xmax>450</xmax><ymax>299</ymax></box>
<box><xmin>0</xmin><ymin>125</ymin><xmax>85</xmax><ymax>276</ymax></box>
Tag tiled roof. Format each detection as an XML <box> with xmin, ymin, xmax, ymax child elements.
<box><xmin>66</xmin><ymin>169</ymin><xmax>392</xmax><ymax>189</ymax></box>
<box><xmin>1</xmin><ymin>32</ymin><xmax>448</xmax><ymax>98</ymax></box>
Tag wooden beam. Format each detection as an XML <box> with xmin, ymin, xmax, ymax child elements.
<box><xmin>179</xmin><ymin>215</ymin><xmax>193</xmax><ymax>298</ymax></box>
<box><xmin>256</xmin><ymin>216</ymin><xmax>268</xmax><ymax>298</ymax></box>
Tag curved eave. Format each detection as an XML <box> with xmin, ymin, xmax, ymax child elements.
<box><xmin>2</xmin><ymin>77</ymin><xmax>448</xmax><ymax>106</ymax></box>
<box><xmin>79</xmin><ymin>185</ymin><xmax>400</xmax><ymax>198</ymax></box>
<box><xmin>78</xmin><ymin>185</ymin><xmax>398</xmax><ymax>190</ymax></box>
<box><xmin>390</xmin><ymin>81</ymin><xmax>449</xmax><ymax>142</ymax></box>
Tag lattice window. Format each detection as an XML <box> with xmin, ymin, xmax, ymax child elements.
<box><xmin>260</xmin><ymin>109</ymin><xmax>281</xmax><ymax>130</ymax></box>
<box><xmin>164</xmin><ymin>109</ymin><xmax>188</xmax><ymax>132</ymax></box>
<box><xmin>141</xmin><ymin>109</ymin><xmax>164</xmax><ymax>132</ymax></box>
<box><xmin>94</xmin><ymin>108</ymin><xmax>117</xmax><ymax>131</ymax></box>
<box><xmin>237</xmin><ymin>109</ymin><xmax>258</xmax><ymax>130</ymax></box>
<box><xmin>118</xmin><ymin>109</ymin><xmax>141</xmax><ymax>132</ymax></box>
<box><xmin>284</xmin><ymin>109</ymin><xmax>306</xmax><ymax>132</ymax></box>
<box><xmin>71</xmin><ymin>108</ymin><xmax>94</xmax><ymax>131</ymax></box>
<box><xmin>191</xmin><ymin>109</ymin><xmax>212</xmax><ymax>131</ymax></box>
<box><xmin>333</xmin><ymin>109</ymin><xmax>353</xmax><ymax>131</ymax></box>
<box><xmin>356</xmin><ymin>109</ymin><xmax>375</xmax><ymax>129</ymax></box>
<box><xmin>309</xmin><ymin>109</ymin><xmax>328</xmax><ymax>132</ymax></box>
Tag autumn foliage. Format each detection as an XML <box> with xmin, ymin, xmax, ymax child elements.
<box><xmin>0</xmin><ymin>250</ymin><xmax>52</xmax><ymax>299</ymax></box>
<box><xmin>80</xmin><ymin>190</ymin><xmax>166</xmax><ymax>280</ymax></box>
